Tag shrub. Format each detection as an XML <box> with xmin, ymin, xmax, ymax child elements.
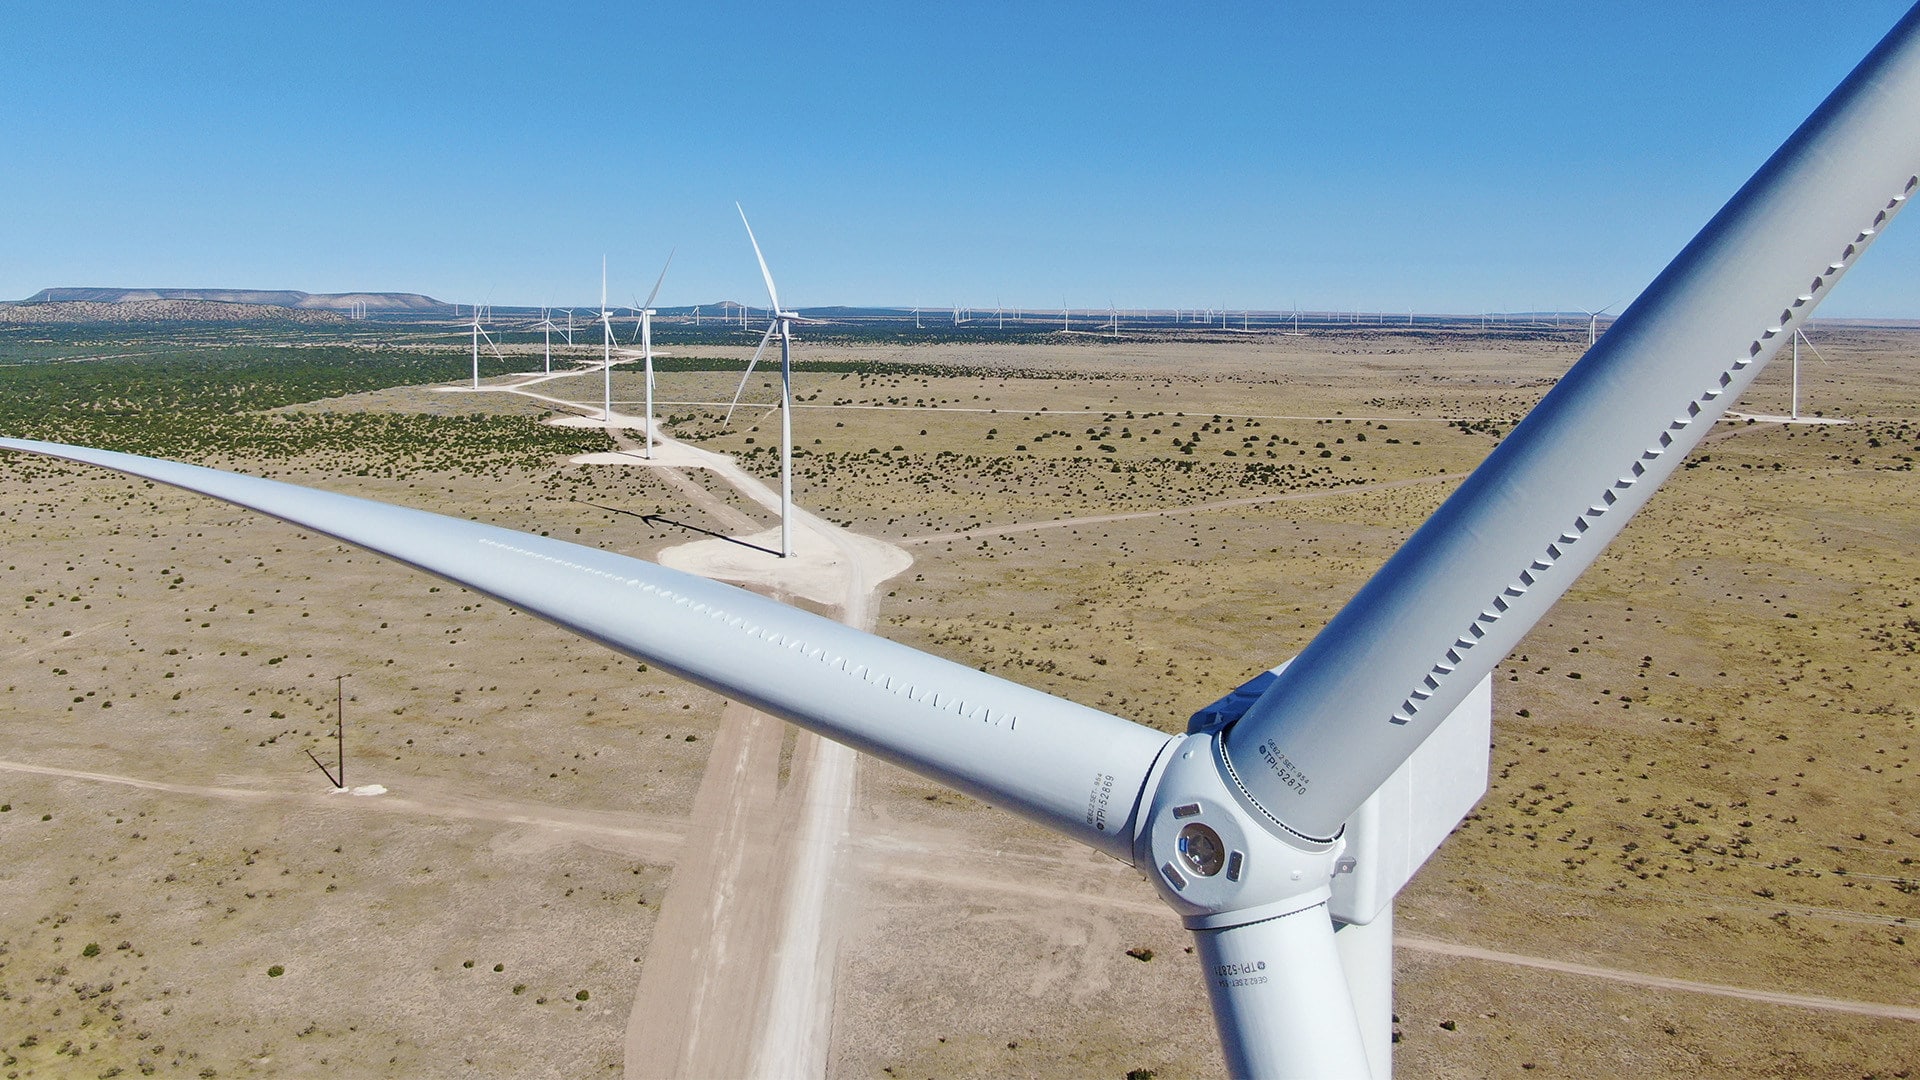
<box><xmin>267</xmin><ymin>964</ymin><xmax>285</xmax><ymax>977</ymax></box>
<box><xmin>81</xmin><ymin>942</ymin><xmax>100</xmax><ymax>957</ymax></box>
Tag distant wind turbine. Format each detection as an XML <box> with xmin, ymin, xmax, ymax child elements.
<box><xmin>535</xmin><ymin>307</ymin><xmax>564</xmax><ymax>374</ymax></box>
<box><xmin>599</xmin><ymin>257</ymin><xmax>617</xmax><ymax>422</ymax></box>
<box><xmin>1790</xmin><ymin>327</ymin><xmax>1834</xmax><ymax>420</ymax></box>
<box><xmin>723</xmin><ymin>205</ymin><xmax>803</xmax><ymax>559</ymax></box>
<box><xmin>627</xmin><ymin>250</ymin><xmax>674</xmax><ymax>458</ymax></box>
<box><xmin>468</xmin><ymin>306</ymin><xmax>504</xmax><ymax>389</ymax></box>
<box><xmin>1581</xmin><ymin>301</ymin><xmax>1619</xmax><ymax>347</ymax></box>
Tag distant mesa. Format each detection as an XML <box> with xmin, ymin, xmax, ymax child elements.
<box><xmin>2</xmin><ymin>287</ymin><xmax>450</xmax><ymax>326</ymax></box>
<box><xmin>18</xmin><ymin>287</ymin><xmax>446</xmax><ymax>312</ymax></box>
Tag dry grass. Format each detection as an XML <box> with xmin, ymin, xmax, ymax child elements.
<box><xmin>3</xmin><ymin>327</ymin><xmax>1917</xmax><ymax>1077</ymax></box>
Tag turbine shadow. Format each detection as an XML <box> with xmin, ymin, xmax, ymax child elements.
<box><xmin>589</xmin><ymin>503</ymin><xmax>784</xmax><ymax>558</ymax></box>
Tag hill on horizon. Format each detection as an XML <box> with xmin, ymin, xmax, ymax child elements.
<box><xmin>18</xmin><ymin>287</ymin><xmax>446</xmax><ymax>312</ymax></box>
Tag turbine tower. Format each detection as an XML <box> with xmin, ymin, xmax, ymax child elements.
<box><xmin>468</xmin><ymin>306</ymin><xmax>503</xmax><ymax>389</ymax></box>
<box><xmin>535</xmin><ymin>307</ymin><xmax>564</xmax><ymax>374</ymax></box>
<box><xmin>599</xmin><ymin>257</ymin><xmax>617</xmax><ymax>422</ymax></box>
<box><xmin>627</xmin><ymin>250</ymin><xmax>674</xmax><ymax>458</ymax></box>
<box><xmin>1580</xmin><ymin>301</ymin><xmax>1617</xmax><ymax>346</ymax></box>
<box><xmin>1789</xmin><ymin>327</ymin><xmax>1832</xmax><ymax>420</ymax></box>
<box><xmin>723</xmin><ymin>205</ymin><xmax>800</xmax><ymax>559</ymax></box>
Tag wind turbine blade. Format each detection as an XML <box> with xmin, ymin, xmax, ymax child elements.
<box><xmin>736</xmin><ymin>203</ymin><xmax>781</xmax><ymax>313</ymax></box>
<box><xmin>722</xmin><ymin>321</ymin><xmax>779</xmax><ymax>426</ymax></box>
<box><xmin>0</xmin><ymin>437</ymin><xmax>1170</xmax><ymax>862</ymax></box>
<box><xmin>1221</xmin><ymin>6</ymin><xmax>1920</xmax><ymax>842</ymax></box>
<box><xmin>643</xmin><ymin>248</ymin><xmax>675</xmax><ymax>310</ymax></box>
<box><xmin>1796</xmin><ymin>327</ymin><xmax>1833</xmax><ymax>365</ymax></box>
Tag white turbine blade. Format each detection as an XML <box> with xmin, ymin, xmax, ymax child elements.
<box><xmin>736</xmin><ymin>203</ymin><xmax>781</xmax><ymax>313</ymax></box>
<box><xmin>1194</xmin><ymin>906</ymin><xmax>1370</xmax><ymax>1078</ymax></box>
<box><xmin>1796</xmin><ymin>327</ymin><xmax>1834</xmax><ymax>365</ymax></box>
<box><xmin>0</xmin><ymin>437</ymin><xmax>1170</xmax><ymax>860</ymax></box>
<box><xmin>1223</xmin><ymin>7</ymin><xmax>1920</xmax><ymax>842</ymax></box>
<box><xmin>722</xmin><ymin>320</ymin><xmax>778</xmax><ymax>426</ymax></box>
<box><xmin>643</xmin><ymin>248</ymin><xmax>675</xmax><ymax>310</ymax></box>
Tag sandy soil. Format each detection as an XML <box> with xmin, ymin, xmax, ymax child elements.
<box><xmin>3</xmin><ymin>330</ymin><xmax>1917</xmax><ymax>1078</ymax></box>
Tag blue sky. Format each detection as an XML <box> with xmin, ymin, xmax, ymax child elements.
<box><xmin>6</xmin><ymin>2</ymin><xmax>1919</xmax><ymax>316</ymax></box>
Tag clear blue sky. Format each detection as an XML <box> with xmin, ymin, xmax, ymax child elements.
<box><xmin>6</xmin><ymin>2</ymin><xmax>1919</xmax><ymax>316</ymax></box>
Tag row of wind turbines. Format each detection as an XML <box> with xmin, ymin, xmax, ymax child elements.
<box><xmin>464</xmin><ymin>206</ymin><xmax>806</xmax><ymax>559</ymax></box>
<box><xmin>460</xmin><ymin>229</ymin><xmax>1839</xmax><ymax>572</ymax></box>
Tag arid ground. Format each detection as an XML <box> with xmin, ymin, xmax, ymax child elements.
<box><xmin>1</xmin><ymin>325</ymin><xmax>1916</xmax><ymax>1077</ymax></box>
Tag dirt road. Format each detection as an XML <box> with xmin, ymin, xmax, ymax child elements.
<box><xmin>473</xmin><ymin>371</ymin><xmax>906</xmax><ymax>1079</ymax></box>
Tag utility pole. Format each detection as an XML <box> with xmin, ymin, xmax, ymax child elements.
<box><xmin>305</xmin><ymin>673</ymin><xmax>349</xmax><ymax>789</ymax></box>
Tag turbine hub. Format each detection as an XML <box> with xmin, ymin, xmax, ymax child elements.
<box><xmin>1135</xmin><ymin>732</ymin><xmax>1341</xmax><ymax>929</ymax></box>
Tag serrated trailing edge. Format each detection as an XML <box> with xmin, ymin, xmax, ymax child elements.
<box><xmin>1222</xmin><ymin>5</ymin><xmax>1920</xmax><ymax>842</ymax></box>
<box><xmin>1385</xmin><ymin>174</ymin><xmax>1916</xmax><ymax>729</ymax></box>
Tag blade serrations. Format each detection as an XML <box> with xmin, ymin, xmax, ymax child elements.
<box><xmin>1224</xmin><ymin>6</ymin><xmax>1920</xmax><ymax>841</ymax></box>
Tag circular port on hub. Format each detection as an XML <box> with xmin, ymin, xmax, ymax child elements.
<box><xmin>1177</xmin><ymin>822</ymin><xmax>1226</xmax><ymax>877</ymax></box>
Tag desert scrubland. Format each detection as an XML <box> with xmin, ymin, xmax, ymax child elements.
<box><xmin>0</xmin><ymin>323</ymin><xmax>1915</xmax><ymax>1077</ymax></box>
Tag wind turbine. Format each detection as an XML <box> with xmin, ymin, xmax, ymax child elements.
<box><xmin>4</xmin><ymin>12</ymin><xmax>1919</xmax><ymax>1078</ymax></box>
<box><xmin>535</xmin><ymin>307</ymin><xmax>564</xmax><ymax>374</ymax></box>
<box><xmin>1789</xmin><ymin>326</ymin><xmax>1833</xmax><ymax>420</ymax></box>
<box><xmin>722</xmin><ymin>204</ymin><xmax>800</xmax><ymax>559</ymax></box>
<box><xmin>468</xmin><ymin>306</ymin><xmax>503</xmax><ymax>389</ymax></box>
<box><xmin>598</xmin><ymin>257</ymin><xmax>617</xmax><ymax>422</ymax></box>
<box><xmin>625</xmin><ymin>250</ymin><xmax>674</xmax><ymax>458</ymax></box>
<box><xmin>1580</xmin><ymin>301</ymin><xmax>1618</xmax><ymax>346</ymax></box>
